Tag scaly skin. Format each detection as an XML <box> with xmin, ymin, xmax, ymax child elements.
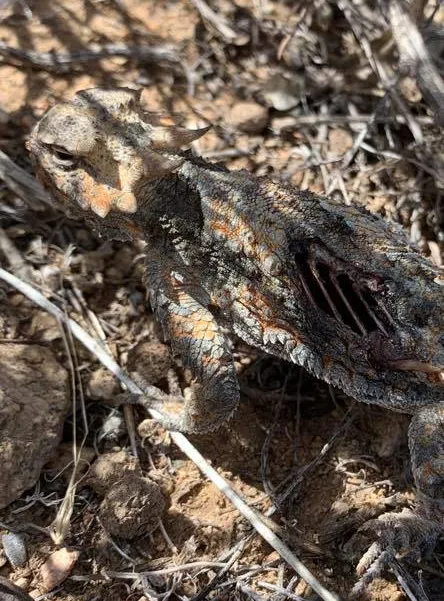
<box><xmin>27</xmin><ymin>87</ymin><xmax>444</xmax><ymax>580</ymax></box>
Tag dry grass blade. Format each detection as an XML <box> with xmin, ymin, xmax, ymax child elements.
<box><xmin>391</xmin><ymin>559</ymin><xmax>430</xmax><ymax>601</ymax></box>
<box><xmin>49</xmin><ymin>314</ymin><xmax>89</xmax><ymax>545</ymax></box>
<box><xmin>0</xmin><ymin>266</ymin><xmax>342</xmax><ymax>601</ymax></box>
<box><xmin>0</xmin><ymin>149</ymin><xmax>53</xmax><ymax>210</ymax></box>
<box><xmin>49</xmin><ymin>471</ymin><xmax>77</xmax><ymax>546</ymax></box>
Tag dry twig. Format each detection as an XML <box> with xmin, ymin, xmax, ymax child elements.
<box><xmin>0</xmin><ymin>150</ymin><xmax>53</xmax><ymax>210</ymax></box>
<box><xmin>189</xmin><ymin>0</ymin><xmax>246</xmax><ymax>44</ymax></box>
<box><xmin>383</xmin><ymin>0</ymin><xmax>444</xmax><ymax>125</ymax></box>
<box><xmin>0</xmin><ymin>41</ymin><xmax>183</xmax><ymax>74</ymax></box>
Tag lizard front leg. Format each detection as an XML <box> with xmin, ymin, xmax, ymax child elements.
<box><xmin>133</xmin><ymin>251</ymin><xmax>240</xmax><ymax>433</ymax></box>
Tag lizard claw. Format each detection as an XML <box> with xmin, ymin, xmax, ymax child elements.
<box><xmin>348</xmin><ymin>508</ymin><xmax>442</xmax><ymax>596</ymax></box>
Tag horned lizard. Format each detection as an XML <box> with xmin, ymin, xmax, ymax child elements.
<box><xmin>27</xmin><ymin>88</ymin><xmax>443</xmax><ymax>582</ymax></box>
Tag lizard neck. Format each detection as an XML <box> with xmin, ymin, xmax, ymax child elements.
<box><xmin>135</xmin><ymin>153</ymin><xmax>227</xmax><ymax>249</ymax></box>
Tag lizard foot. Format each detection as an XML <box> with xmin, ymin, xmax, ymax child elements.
<box><xmin>126</xmin><ymin>373</ymin><xmax>239</xmax><ymax>434</ymax></box>
<box><xmin>348</xmin><ymin>507</ymin><xmax>442</xmax><ymax>596</ymax></box>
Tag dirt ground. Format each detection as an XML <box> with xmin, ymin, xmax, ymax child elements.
<box><xmin>0</xmin><ymin>1</ymin><xmax>443</xmax><ymax>600</ymax></box>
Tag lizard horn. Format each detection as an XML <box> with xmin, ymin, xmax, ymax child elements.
<box><xmin>142</xmin><ymin>148</ymin><xmax>184</xmax><ymax>180</ymax></box>
<box><xmin>148</xmin><ymin>124</ymin><xmax>211</xmax><ymax>151</ymax></box>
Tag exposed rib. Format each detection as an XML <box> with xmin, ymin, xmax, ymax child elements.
<box><xmin>352</xmin><ymin>285</ymin><xmax>388</xmax><ymax>336</ymax></box>
<box><xmin>374</xmin><ymin>296</ymin><xmax>396</xmax><ymax>328</ymax></box>
<box><xmin>309</xmin><ymin>260</ymin><xmax>343</xmax><ymax>323</ymax></box>
<box><xmin>329</xmin><ymin>274</ymin><xmax>368</xmax><ymax>336</ymax></box>
<box><xmin>298</xmin><ymin>272</ymin><xmax>317</xmax><ymax>307</ymax></box>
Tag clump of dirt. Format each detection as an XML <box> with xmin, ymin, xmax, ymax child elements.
<box><xmin>87</xmin><ymin>450</ymin><xmax>166</xmax><ymax>539</ymax></box>
<box><xmin>127</xmin><ymin>340</ymin><xmax>173</xmax><ymax>385</ymax></box>
<box><xmin>98</xmin><ymin>474</ymin><xmax>165</xmax><ymax>540</ymax></box>
<box><xmin>86</xmin><ymin>449</ymin><xmax>141</xmax><ymax>496</ymax></box>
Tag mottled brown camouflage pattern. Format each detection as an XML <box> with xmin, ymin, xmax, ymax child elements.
<box><xmin>27</xmin><ymin>88</ymin><xmax>444</xmax><ymax>575</ymax></box>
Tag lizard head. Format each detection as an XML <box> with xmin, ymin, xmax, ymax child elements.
<box><xmin>27</xmin><ymin>87</ymin><xmax>210</xmax><ymax>219</ymax></box>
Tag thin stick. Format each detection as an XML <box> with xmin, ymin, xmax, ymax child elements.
<box><xmin>279</xmin><ymin>114</ymin><xmax>434</xmax><ymax>127</ymax></box>
<box><xmin>0</xmin><ymin>42</ymin><xmax>183</xmax><ymax>74</ymax></box>
<box><xmin>189</xmin><ymin>0</ymin><xmax>241</xmax><ymax>43</ymax></box>
<box><xmin>0</xmin><ymin>267</ymin><xmax>342</xmax><ymax>601</ymax></box>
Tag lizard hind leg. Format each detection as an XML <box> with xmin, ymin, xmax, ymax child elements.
<box><xmin>409</xmin><ymin>402</ymin><xmax>444</xmax><ymax>522</ymax></box>
<box><xmin>350</xmin><ymin>403</ymin><xmax>444</xmax><ymax>592</ymax></box>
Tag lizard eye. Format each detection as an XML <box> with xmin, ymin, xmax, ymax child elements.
<box><xmin>49</xmin><ymin>146</ymin><xmax>78</xmax><ymax>169</ymax></box>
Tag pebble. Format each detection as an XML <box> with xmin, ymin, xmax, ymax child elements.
<box><xmin>2</xmin><ymin>532</ymin><xmax>27</xmax><ymax>568</ymax></box>
<box><xmin>227</xmin><ymin>101</ymin><xmax>269</xmax><ymax>134</ymax></box>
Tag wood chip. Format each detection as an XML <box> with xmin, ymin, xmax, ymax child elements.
<box><xmin>40</xmin><ymin>548</ymin><xmax>79</xmax><ymax>593</ymax></box>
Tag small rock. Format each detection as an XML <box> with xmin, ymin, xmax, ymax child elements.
<box><xmin>86</xmin><ymin>367</ymin><xmax>120</xmax><ymax>400</ymax></box>
<box><xmin>28</xmin><ymin>311</ymin><xmax>61</xmax><ymax>342</ymax></box>
<box><xmin>262</xmin><ymin>73</ymin><xmax>302</xmax><ymax>111</ymax></box>
<box><xmin>328</xmin><ymin>128</ymin><xmax>354</xmax><ymax>156</ymax></box>
<box><xmin>97</xmin><ymin>410</ymin><xmax>126</xmax><ymax>443</ymax></box>
<box><xmin>2</xmin><ymin>532</ymin><xmax>27</xmax><ymax>567</ymax></box>
<box><xmin>399</xmin><ymin>76</ymin><xmax>422</xmax><ymax>104</ymax></box>
<box><xmin>99</xmin><ymin>474</ymin><xmax>165</xmax><ymax>539</ymax></box>
<box><xmin>227</xmin><ymin>101</ymin><xmax>269</xmax><ymax>134</ymax></box>
<box><xmin>40</xmin><ymin>548</ymin><xmax>79</xmax><ymax>593</ymax></box>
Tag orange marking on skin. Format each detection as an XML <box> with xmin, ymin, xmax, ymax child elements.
<box><xmin>115</xmin><ymin>191</ymin><xmax>138</xmax><ymax>213</ymax></box>
<box><xmin>77</xmin><ymin>172</ymin><xmax>138</xmax><ymax>217</ymax></box>
<box><xmin>193</xmin><ymin>321</ymin><xmax>217</xmax><ymax>340</ymax></box>
<box><xmin>210</xmin><ymin>219</ymin><xmax>245</xmax><ymax>241</ymax></box>
<box><xmin>78</xmin><ymin>172</ymin><xmax>114</xmax><ymax>217</ymax></box>
<box><xmin>168</xmin><ymin>317</ymin><xmax>192</xmax><ymax>338</ymax></box>
<box><xmin>201</xmin><ymin>354</ymin><xmax>221</xmax><ymax>367</ymax></box>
